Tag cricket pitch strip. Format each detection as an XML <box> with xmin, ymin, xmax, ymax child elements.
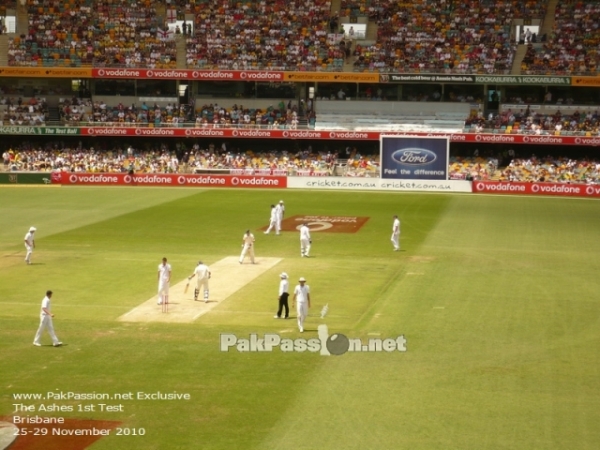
<box><xmin>118</xmin><ymin>256</ymin><xmax>282</xmax><ymax>323</ymax></box>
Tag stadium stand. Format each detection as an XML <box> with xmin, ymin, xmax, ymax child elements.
<box><xmin>8</xmin><ymin>0</ymin><xmax>175</xmax><ymax>68</ymax></box>
<box><xmin>521</xmin><ymin>0</ymin><xmax>600</xmax><ymax>75</ymax></box>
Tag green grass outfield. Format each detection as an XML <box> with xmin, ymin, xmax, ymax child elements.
<box><xmin>1</xmin><ymin>186</ymin><xmax>599</xmax><ymax>450</ymax></box>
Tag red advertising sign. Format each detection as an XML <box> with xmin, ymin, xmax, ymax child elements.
<box><xmin>76</xmin><ymin>127</ymin><xmax>600</xmax><ymax>146</ymax></box>
<box><xmin>91</xmin><ymin>69</ymin><xmax>284</xmax><ymax>81</ymax></box>
<box><xmin>53</xmin><ymin>173</ymin><xmax>287</xmax><ymax>188</ymax></box>
<box><xmin>472</xmin><ymin>181</ymin><xmax>600</xmax><ymax>198</ymax></box>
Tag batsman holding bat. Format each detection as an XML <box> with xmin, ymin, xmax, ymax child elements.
<box><xmin>187</xmin><ymin>260</ymin><xmax>211</xmax><ymax>302</ymax></box>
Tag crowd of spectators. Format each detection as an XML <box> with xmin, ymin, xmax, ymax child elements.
<box><xmin>9</xmin><ymin>0</ymin><xmax>176</xmax><ymax>68</ymax></box>
<box><xmin>193</xmin><ymin>101</ymin><xmax>304</xmax><ymax>129</ymax></box>
<box><xmin>465</xmin><ymin>106</ymin><xmax>600</xmax><ymax>135</ymax></box>
<box><xmin>343</xmin><ymin>0</ymin><xmax>540</xmax><ymax>73</ymax></box>
<box><xmin>3</xmin><ymin>143</ymin><xmax>600</xmax><ymax>184</ymax></box>
<box><xmin>521</xmin><ymin>0</ymin><xmax>600</xmax><ymax>75</ymax></box>
<box><xmin>15</xmin><ymin>0</ymin><xmax>600</xmax><ymax>76</ymax></box>
<box><xmin>184</xmin><ymin>0</ymin><xmax>343</xmax><ymax>71</ymax></box>
<box><xmin>0</xmin><ymin>96</ymin><xmax>47</xmax><ymax>125</ymax></box>
<box><xmin>1</xmin><ymin>143</ymin><xmax>337</xmax><ymax>175</ymax></box>
<box><xmin>53</xmin><ymin>99</ymin><xmax>312</xmax><ymax>129</ymax></box>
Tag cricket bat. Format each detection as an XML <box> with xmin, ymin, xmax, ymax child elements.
<box><xmin>184</xmin><ymin>282</ymin><xmax>190</xmax><ymax>294</ymax></box>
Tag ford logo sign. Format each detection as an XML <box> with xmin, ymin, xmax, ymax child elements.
<box><xmin>392</xmin><ymin>148</ymin><xmax>437</xmax><ymax>165</ymax></box>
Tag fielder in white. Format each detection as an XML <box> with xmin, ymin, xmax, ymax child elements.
<box><xmin>24</xmin><ymin>226</ymin><xmax>36</xmax><ymax>265</ymax></box>
<box><xmin>299</xmin><ymin>223</ymin><xmax>311</xmax><ymax>257</ymax></box>
<box><xmin>239</xmin><ymin>230</ymin><xmax>256</xmax><ymax>264</ymax></box>
<box><xmin>157</xmin><ymin>257</ymin><xmax>172</xmax><ymax>305</ymax></box>
<box><xmin>275</xmin><ymin>200</ymin><xmax>285</xmax><ymax>234</ymax></box>
<box><xmin>188</xmin><ymin>260</ymin><xmax>211</xmax><ymax>302</ymax></box>
<box><xmin>391</xmin><ymin>215</ymin><xmax>400</xmax><ymax>251</ymax></box>
<box><xmin>292</xmin><ymin>277</ymin><xmax>311</xmax><ymax>333</ymax></box>
<box><xmin>264</xmin><ymin>205</ymin><xmax>277</xmax><ymax>234</ymax></box>
<box><xmin>33</xmin><ymin>290</ymin><xmax>62</xmax><ymax>347</ymax></box>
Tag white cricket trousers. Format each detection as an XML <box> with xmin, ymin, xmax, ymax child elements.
<box><xmin>296</xmin><ymin>301</ymin><xmax>308</xmax><ymax>330</ymax></box>
<box><xmin>34</xmin><ymin>315</ymin><xmax>60</xmax><ymax>345</ymax></box>
<box><xmin>240</xmin><ymin>244</ymin><xmax>255</xmax><ymax>263</ymax></box>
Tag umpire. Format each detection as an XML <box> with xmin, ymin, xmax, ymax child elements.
<box><xmin>274</xmin><ymin>272</ymin><xmax>290</xmax><ymax>319</ymax></box>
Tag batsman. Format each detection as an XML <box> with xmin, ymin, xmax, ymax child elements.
<box><xmin>187</xmin><ymin>260</ymin><xmax>211</xmax><ymax>303</ymax></box>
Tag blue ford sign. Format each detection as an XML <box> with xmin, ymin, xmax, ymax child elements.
<box><xmin>391</xmin><ymin>148</ymin><xmax>438</xmax><ymax>165</ymax></box>
<box><xmin>381</xmin><ymin>136</ymin><xmax>449</xmax><ymax>180</ymax></box>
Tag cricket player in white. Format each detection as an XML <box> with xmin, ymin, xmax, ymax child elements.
<box><xmin>292</xmin><ymin>277</ymin><xmax>311</xmax><ymax>332</ymax></box>
<box><xmin>24</xmin><ymin>226</ymin><xmax>36</xmax><ymax>265</ymax></box>
<box><xmin>33</xmin><ymin>290</ymin><xmax>62</xmax><ymax>347</ymax></box>
<box><xmin>157</xmin><ymin>257</ymin><xmax>172</xmax><ymax>305</ymax></box>
<box><xmin>391</xmin><ymin>215</ymin><xmax>400</xmax><ymax>251</ymax></box>
<box><xmin>264</xmin><ymin>205</ymin><xmax>277</xmax><ymax>234</ymax></box>
<box><xmin>275</xmin><ymin>200</ymin><xmax>285</xmax><ymax>234</ymax></box>
<box><xmin>239</xmin><ymin>230</ymin><xmax>256</xmax><ymax>264</ymax></box>
<box><xmin>188</xmin><ymin>260</ymin><xmax>211</xmax><ymax>302</ymax></box>
<box><xmin>299</xmin><ymin>223</ymin><xmax>311</xmax><ymax>257</ymax></box>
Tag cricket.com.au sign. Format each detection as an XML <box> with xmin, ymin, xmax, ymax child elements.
<box><xmin>380</xmin><ymin>135</ymin><xmax>449</xmax><ymax>180</ymax></box>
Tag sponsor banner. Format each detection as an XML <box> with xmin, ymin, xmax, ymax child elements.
<box><xmin>53</xmin><ymin>172</ymin><xmax>287</xmax><ymax>188</ymax></box>
<box><xmin>380</xmin><ymin>136</ymin><xmax>449</xmax><ymax>180</ymax></box>
<box><xmin>472</xmin><ymin>181</ymin><xmax>600</xmax><ymax>198</ymax></box>
<box><xmin>91</xmin><ymin>69</ymin><xmax>284</xmax><ymax>81</ymax></box>
<box><xmin>381</xmin><ymin>74</ymin><xmax>475</xmax><ymax>83</ymax></box>
<box><xmin>0</xmin><ymin>67</ymin><xmax>92</xmax><ymax>78</ymax></box>
<box><xmin>287</xmin><ymin>176</ymin><xmax>471</xmax><ymax>193</ymax></box>
<box><xmin>276</xmin><ymin>215</ymin><xmax>370</xmax><ymax>233</ymax></box>
<box><xmin>283</xmin><ymin>72</ymin><xmax>379</xmax><ymax>83</ymax></box>
<box><xmin>0</xmin><ymin>125</ymin><xmax>596</xmax><ymax>146</ymax></box>
<box><xmin>0</xmin><ymin>173</ymin><xmax>52</xmax><ymax>185</ymax></box>
<box><xmin>571</xmin><ymin>77</ymin><xmax>600</xmax><ymax>87</ymax></box>
<box><xmin>296</xmin><ymin>170</ymin><xmax>329</xmax><ymax>176</ymax></box>
<box><xmin>0</xmin><ymin>126</ymin><xmax>79</xmax><ymax>135</ymax></box>
<box><xmin>475</xmin><ymin>75</ymin><xmax>571</xmax><ymax>85</ymax></box>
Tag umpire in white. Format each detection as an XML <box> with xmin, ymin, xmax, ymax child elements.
<box><xmin>274</xmin><ymin>272</ymin><xmax>290</xmax><ymax>319</ymax></box>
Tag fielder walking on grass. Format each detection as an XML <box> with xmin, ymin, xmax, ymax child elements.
<box><xmin>300</xmin><ymin>223</ymin><xmax>311</xmax><ymax>257</ymax></box>
<box><xmin>239</xmin><ymin>230</ymin><xmax>256</xmax><ymax>264</ymax></box>
<box><xmin>275</xmin><ymin>200</ymin><xmax>285</xmax><ymax>234</ymax></box>
<box><xmin>24</xmin><ymin>226</ymin><xmax>36</xmax><ymax>265</ymax></box>
<box><xmin>292</xmin><ymin>277</ymin><xmax>310</xmax><ymax>332</ymax></box>
<box><xmin>33</xmin><ymin>290</ymin><xmax>62</xmax><ymax>347</ymax></box>
<box><xmin>188</xmin><ymin>260</ymin><xmax>211</xmax><ymax>302</ymax></box>
<box><xmin>391</xmin><ymin>215</ymin><xmax>400</xmax><ymax>251</ymax></box>
<box><xmin>264</xmin><ymin>205</ymin><xmax>277</xmax><ymax>235</ymax></box>
<box><xmin>157</xmin><ymin>257</ymin><xmax>172</xmax><ymax>305</ymax></box>
<box><xmin>274</xmin><ymin>272</ymin><xmax>289</xmax><ymax>319</ymax></box>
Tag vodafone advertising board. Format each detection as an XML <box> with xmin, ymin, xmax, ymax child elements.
<box><xmin>472</xmin><ymin>181</ymin><xmax>600</xmax><ymax>198</ymax></box>
<box><xmin>91</xmin><ymin>69</ymin><xmax>284</xmax><ymax>81</ymax></box>
<box><xmin>76</xmin><ymin>127</ymin><xmax>600</xmax><ymax>145</ymax></box>
<box><xmin>54</xmin><ymin>173</ymin><xmax>287</xmax><ymax>188</ymax></box>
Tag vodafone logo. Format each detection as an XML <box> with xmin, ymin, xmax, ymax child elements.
<box><xmin>240</xmin><ymin>71</ymin><xmax>283</xmax><ymax>80</ymax></box>
<box><xmin>135</xmin><ymin>128</ymin><xmax>142</xmax><ymax>135</ymax></box>
<box><xmin>69</xmin><ymin>174</ymin><xmax>78</xmax><ymax>183</ymax></box>
<box><xmin>231</xmin><ymin>177</ymin><xmax>240</xmax><ymax>186</ymax></box>
<box><xmin>192</xmin><ymin>71</ymin><xmax>200</xmax><ymax>78</ymax></box>
<box><xmin>178</xmin><ymin>176</ymin><xmax>186</xmax><ymax>185</ymax></box>
<box><xmin>87</xmin><ymin>128</ymin><xmax>94</xmax><ymax>135</ymax></box>
<box><xmin>124</xmin><ymin>175</ymin><xmax>132</xmax><ymax>183</ymax></box>
<box><xmin>98</xmin><ymin>69</ymin><xmax>105</xmax><ymax>76</ymax></box>
<box><xmin>586</xmin><ymin>185</ymin><xmax>600</xmax><ymax>195</ymax></box>
<box><xmin>476</xmin><ymin>182</ymin><xmax>484</xmax><ymax>191</ymax></box>
<box><xmin>232</xmin><ymin>130</ymin><xmax>239</xmax><ymax>137</ymax></box>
